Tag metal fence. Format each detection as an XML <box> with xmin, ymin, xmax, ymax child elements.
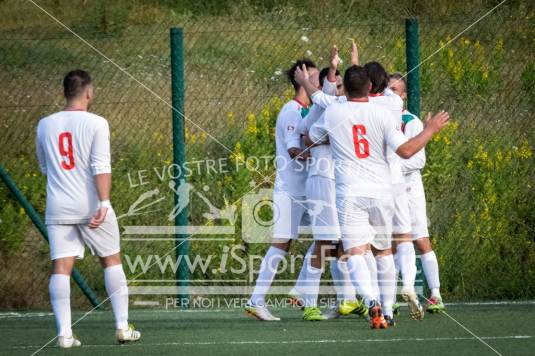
<box><xmin>0</xmin><ymin>9</ymin><xmax>534</xmax><ymax>309</ymax></box>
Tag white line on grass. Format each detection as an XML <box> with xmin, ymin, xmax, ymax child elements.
<box><xmin>9</xmin><ymin>335</ymin><xmax>533</xmax><ymax>350</ymax></box>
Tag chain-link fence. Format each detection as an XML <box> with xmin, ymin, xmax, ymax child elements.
<box><xmin>0</xmin><ymin>5</ymin><xmax>534</xmax><ymax>310</ymax></box>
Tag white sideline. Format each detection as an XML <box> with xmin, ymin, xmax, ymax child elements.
<box><xmin>8</xmin><ymin>335</ymin><xmax>533</xmax><ymax>350</ymax></box>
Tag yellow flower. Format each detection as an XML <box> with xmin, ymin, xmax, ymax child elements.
<box><xmin>227</xmin><ymin>112</ymin><xmax>235</xmax><ymax>126</ymax></box>
<box><xmin>495</xmin><ymin>39</ymin><xmax>504</xmax><ymax>51</ymax></box>
<box><xmin>516</xmin><ymin>139</ymin><xmax>533</xmax><ymax>159</ymax></box>
<box><xmin>247</xmin><ymin>113</ymin><xmax>258</xmax><ymax>135</ymax></box>
<box><xmin>190</xmin><ymin>134</ymin><xmax>197</xmax><ymax>144</ymax></box>
<box><xmin>199</xmin><ymin>132</ymin><xmax>207</xmax><ymax>144</ymax></box>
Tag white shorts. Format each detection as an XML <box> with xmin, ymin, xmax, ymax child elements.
<box><xmin>392</xmin><ymin>191</ymin><xmax>412</xmax><ymax>235</ymax></box>
<box><xmin>48</xmin><ymin>209</ymin><xmax>120</xmax><ymax>260</ymax></box>
<box><xmin>272</xmin><ymin>192</ymin><xmax>310</xmax><ymax>240</ymax></box>
<box><xmin>305</xmin><ymin>176</ymin><xmax>340</xmax><ymax>240</ymax></box>
<box><xmin>337</xmin><ymin>196</ymin><xmax>394</xmax><ymax>251</ymax></box>
<box><xmin>409</xmin><ymin>193</ymin><xmax>429</xmax><ymax>240</ymax></box>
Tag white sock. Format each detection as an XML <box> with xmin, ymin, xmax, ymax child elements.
<box><xmin>104</xmin><ymin>264</ymin><xmax>129</xmax><ymax>331</ymax></box>
<box><xmin>396</xmin><ymin>242</ymin><xmax>417</xmax><ymax>292</ymax></box>
<box><xmin>338</xmin><ymin>260</ymin><xmax>357</xmax><ymax>301</ymax></box>
<box><xmin>346</xmin><ymin>254</ymin><xmax>376</xmax><ymax>306</ymax></box>
<box><xmin>421</xmin><ymin>251</ymin><xmax>441</xmax><ymax>298</ymax></box>
<box><xmin>364</xmin><ymin>251</ymin><xmax>380</xmax><ymax>299</ymax></box>
<box><xmin>49</xmin><ymin>274</ymin><xmax>72</xmax><ymax>337</ymax></box>
<box><xmin>303</xmin><ymin>262</ymin><xmax>322</xmax><ymax>307</ymax></box>
<box><xmin>331</xmin><ymin>260</ymin><xmax>355</xmax><ymax>302</ymax></box>
<box><xmin>376</xmin><ymin>254</ymin><xmax>396</xmax><ymax>318</ymax></box>
<box><xmin>294</xmin><ymin>243</ymin><xmax>314</xmax><ymax>295</ymax></box>
<box><xmin>250</xmin><ymin>246</ymin><xmax>287</xmax><ymax>306</ymax></box>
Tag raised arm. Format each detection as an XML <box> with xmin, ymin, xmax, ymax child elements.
<box><xmin>350</xmin><ymin>39</ymin><xmax>359</xmax><ymax>66</ymax></box>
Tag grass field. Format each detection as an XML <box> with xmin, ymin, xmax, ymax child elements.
<box><xmin>2</xmin><ymin>303</ymin><xmax>535</xmax><ymax>356</ymax></box>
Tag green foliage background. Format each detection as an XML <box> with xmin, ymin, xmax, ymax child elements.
<box><xmin>0</xmin><ymin>0</ymin><xmax>533</xmax><ymax>308</ymax></box>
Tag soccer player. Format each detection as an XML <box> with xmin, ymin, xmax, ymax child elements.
<box><xmin>245</xmin><ymin>59</ymin><xmax>319</xmax><ymax>321</ymax></box>
<box><xmin>36</xmin><ymin>70</ymin><xmax>141</xmax><ymax>348</ymax></box>
<box><xmin>288</xmin><ymin>46</ymin><xmax>363</xmax><ymax>321</ymax></box>
<box><xmin>302</xmin><ymin>64</ymin><xmax>449</xmax><ymax>328</ymax></box>
<box><xmin>389</xmin><ymin>73</ymin><xmax>445</xmax><ymax>313</ymax></box>
<box><xmin>364</xmin><ymin>61</ymin><xmax>422</xmax><ymax>323</ymax></box>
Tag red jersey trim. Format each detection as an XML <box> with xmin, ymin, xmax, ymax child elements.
<box><xmin>293</xmin><ymin>98</ymin><xmax>309</xmax><ymax>108</ymax></box>
<box><xmin>368</xmin><ymin>93</ymin><xmax>384</xmax><ymax>97</ymax></box>
<box><xmin>348</xmin><ymin>97</ymin><xmax>369</xmax><ymax>103</ymax></box>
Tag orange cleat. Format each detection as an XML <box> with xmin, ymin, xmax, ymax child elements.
<box><xmin>368</xmin><ymin>301</ymin><xmax>389</xmax><ymax>329</ymax></box>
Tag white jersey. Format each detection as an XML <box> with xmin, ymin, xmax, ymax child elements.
<box><xmin>288</xmin><ymin>80</ymin><xmax>337</xmax><ymax>179</ymax></box>
<box><xmin>274</xmin><ymin>100</ymin><xmax>309</xmax><ymax>196</ymax></box>
<box><xmin>309</xmin><ymin>100</ymin><xmax>407</xmax><ymax>198</ymax></box>
<box><xmin>401</xmin><ymin>110</ymin><xmax>426</xmax><ymax>196</ymax></box>
<box><xmin>36</xmin><ymin>110</ymin><xmax>111</xmax><ymax>224</ymax></box>
<box><xmin>369</xmin><ymin>88</ymin><xmax>404</xmax><ymax>185</ymax></box>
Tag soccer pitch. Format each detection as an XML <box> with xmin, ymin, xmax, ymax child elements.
<box><xmin>2</xmin><ymin>304</ymin><xmax>534</xmax><ymax>356</ymax></box>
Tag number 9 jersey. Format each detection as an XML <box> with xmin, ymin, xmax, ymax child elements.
<box><xmin>36</xmin><ymin>110</ymin><xmax>111</xmax><ymax>224</ymax></box>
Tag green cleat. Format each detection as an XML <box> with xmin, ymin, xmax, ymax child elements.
<box><xmin>303</xmin><ymin>307</ymin><xmax>326</xmax><ymax>321</ymax></box>
<box><xmin>393</xmin><ymin>302</ymin><xmax>401</xmax><ymax>316</ymax></box>
<box><xmin>426</xmin><ymin>296</ymin><xmax>445</xmax><ymax>313</ymax></box>
<box><xmin>338</xmin><ymin>299</ymin><xmax>369</xmax><ymax>319</ymax></box>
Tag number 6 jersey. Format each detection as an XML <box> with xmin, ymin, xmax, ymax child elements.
<box><xmin>36</xmin><ymin>110</ymin><xmax>111</xmax><ymax>224</ymax></box>
<box><xmin>309</xmin><ymin>100</ymin><xmax>407</xmax><ymax>199</ymax></box>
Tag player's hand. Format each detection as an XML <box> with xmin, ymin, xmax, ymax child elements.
<box><xmin>424</xmin><ymin>111</ymin><xmax>449</xmax><ymax>134</ymax></box>
<box><xmin>294</xmin><ymin>64</ymin><xmax>309</xmax><ymax>87</ymax></box>
<box><xmin>350</xmin><ymin>39</ymin><xmax>359</xmax><ymax>66</ymax></box>
<box><xmin>330</xmin><ymin>45</ymin><xmax>340</xmax><ymax>69</ymax></box>
<box><xmin>89</xmin><ymin>207</ymin><xmax>108</xmax><ymax>229</ymax></box>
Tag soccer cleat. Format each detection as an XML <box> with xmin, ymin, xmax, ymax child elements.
<box><xmin>401</xmin><ymin>289</ymin><xmax>424</xmax><ymax>320</ymax></box>
<box><xmin>303</xmin><ymin>307</ymin><xmax>326</xmax><ymax>321</ymax></box>
<box><xmin>385</xmin><ymin>315</ymin><xmax>396</xmax><ymax>327</ymax></box>
<box><xmin>116</xmin><ymin>324</ymin><xmax>141</xmax><ymax>344</ymax></box>
<box><xmin>323</xmin><ymin>305</ymin><xmax>341</xmax><ymax>320</ymax></box>
<box><xmin>288</xmin><ymin>288</ymin><xmax>304</xmax><ymax>309</ymax></box>
<box><xmin>368</xmin><ymin>301</ymin><xmax>388</xmax><ymax>329</ymax></box>
<box><xmin>426</xmin><ymin>296</ymin><xmax>445</xmax><ymax>313</ymax></box>
<box><xmin>338</xmin><ymin>299</ymin><xmax>368</xmax><ymax>319</ymax></box>
<box><xmin>57</xmin><ymin>335</ymin><xmax>81</xmax><ymax>348</ymax></box>
<box><xmin>393</xmin><ymin>302</ymin><xmax>401</xmax><ymax>316</ymax></box>
<box><xmin>244</xmin><ymin>303</ymin><xmax>281</xmax><ymax>321</ymax></box>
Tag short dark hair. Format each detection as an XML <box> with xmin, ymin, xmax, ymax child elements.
<box><xmin>319</xmin><ymin>67</ymin><xmax>340</xmax><ymax>87</ymax></box>
<box><xmin>343</xmin><ymin>65</ymin><xmax>370</xmax><ymax>98</ymax></box>
<box><xmin>63</xmin><ymin>69</ymin><xmax>92</xmax><ymax>99</ymax></box>
<box><xmin>286</xmin><ymin>59</ymin><xmax>316</xmax><ymax>90</ymax></box>
<box><xmin>363</xmin><ymin>61</ymin><xmax>388</xmax><ymax>94</ymax></box>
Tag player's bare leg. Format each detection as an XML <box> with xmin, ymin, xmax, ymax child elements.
<box><xmin>394</xmin><ymin>234</ymin><xmax>424</xmax><ymax>320</ymax></box>
<box><xmin>50</xmin><ymin>256</ymin><xmax>81</xmax><ymax>348</ymax></box>
<box><xmin>246</xmin><ymin>240</ymin><xmax>292</xmax><ymax>321</ymax></box>
<box><xmin>414</xmin><ymin>237</ymin><xmax>444</xmax><ymax>313</ymax></box>
<box><xmin>99</xmin><ymin>253</ymin><xmax>140</xmax><ymax>343</ymax></box>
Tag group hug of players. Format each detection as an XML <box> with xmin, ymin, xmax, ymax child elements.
<box><xmin>245</xmin><ymin>42</ymin><xmax>449</xmax><ymax>328</ymax></box>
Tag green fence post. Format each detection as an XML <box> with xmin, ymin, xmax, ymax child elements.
<box><xmin>0</xmin><ymin>164</ymin><xmax>102</xmax><ymax>308</ymax></box>
<box><xmin>405</xmin><ymin>17</ymin><xmax>421</xmax><ymax>118</ymax></box>
<box><xmin>405</xmin><ymin>17</ymin><xmax>427</xmax><ymax>298</ymax></box>
<box><xmin>170</xmin><ymin>27</ymin><xmax>189</xmax><ymax>306</ymax></box>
